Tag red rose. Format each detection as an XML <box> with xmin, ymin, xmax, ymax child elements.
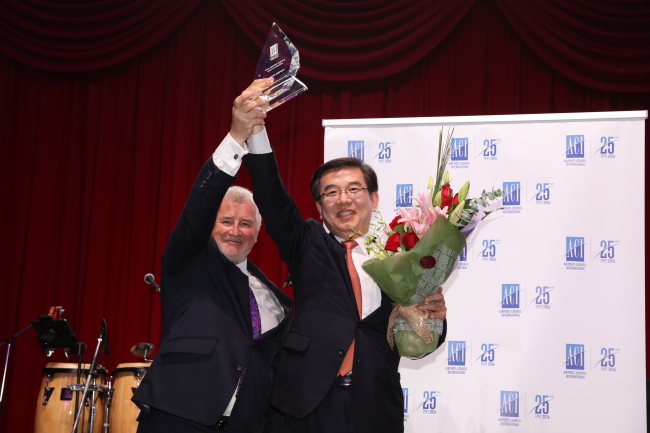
<box><xmin>440</xmin><ymin>185</ymin><xmax>458</xmax><ymax>210</ymax></box>
<box><xmin>402</xmin><ymin>231</ymin><xmax>419</xmax><ymax>249</ymax></box>
<box><xmin>388</xmin><ymin>215</ymin><xmax>402</xmax><ymax>230</ymax></box>
<box><xmin>385</xmin><ymin>232</ymin><xmax>401</xmax><ymax>252</ymax></box>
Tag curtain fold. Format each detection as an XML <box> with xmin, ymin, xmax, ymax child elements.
<box><xmin>2</xmin><ymin>0</ymin><xmax>649</xmax><ymax>91</ymax></box>
<box><xmin>0</xmin><ymin>0</ymin><xmax>202</xmax><ymax>71</ymax></box>
<box><xmin>220</xmin><ymin>0</ymin><xmax>477</xmax><ymax>81</ymax></box>
<box><xmin>493</xmin><ymin>0</ymin><xmax>650</xmax><ymax>92</ymax></box>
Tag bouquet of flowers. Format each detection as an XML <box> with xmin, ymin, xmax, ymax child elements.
<box><xmin>361</xmin><ymin>128</ymin><xmax>502</xmax><ymax>357</ymax></box>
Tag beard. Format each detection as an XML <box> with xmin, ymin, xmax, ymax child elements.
<box><xmin>217</xmin><ymin>235</ymin><xmax>250</xmax><ymax>265</ymax></box>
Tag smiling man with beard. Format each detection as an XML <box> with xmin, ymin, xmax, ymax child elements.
<box><xmin>132</xmin><ymin>80</ymin><xmax>293</xmax><ymax>433</ymax></box>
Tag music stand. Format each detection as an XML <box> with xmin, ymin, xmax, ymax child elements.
<box><xmin>31</xmin><ymin>315</ymin><xmax>79</xmax><ymax>352</ymax></box>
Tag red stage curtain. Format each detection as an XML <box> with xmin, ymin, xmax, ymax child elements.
<box><xmin>0</xmin><ymin>1</ymin><xmax>648</xmax><ymax>432</ymax></box>
<box><xmin>0</xmin><ymin>0</ymin><xmax>202</xmax><ymax>71</ymax></box>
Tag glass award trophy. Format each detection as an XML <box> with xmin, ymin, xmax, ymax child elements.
<box><xmin>250</xmin><ymin>23</ymin><xmax>307</xmax><ymax>112</ymax></box>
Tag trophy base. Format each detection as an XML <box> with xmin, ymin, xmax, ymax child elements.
<box><xmin>249</xmin><ymin>76</ymin><xmax>307</xmax><ymax>113</ymax></box>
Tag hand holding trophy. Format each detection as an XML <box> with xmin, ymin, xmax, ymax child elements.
<box><xmin>249</xmin><ymin>23</ymin><xmax>307</xmax><ymax>112</ymax></box>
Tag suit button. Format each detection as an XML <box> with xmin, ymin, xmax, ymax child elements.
<box><xmin>237</xmin><ymin>365</ymin><xmax>244</xmax><ymax>371</ymax></box>
<box><xmin>357</xmin><ymin>322</ymin><xmax>364</xmax><ymax>328</ymax></box>
<box><xmin>251</xmin><ymin>341</ymin><xmax>256</xmax><ymax>347</ymax></box>
<box><xmin>338</xmin><ymin>348</ymin><xmax>346</xmax><ymax>356</ymax></box>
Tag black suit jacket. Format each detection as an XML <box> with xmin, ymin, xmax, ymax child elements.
<box><xmin>132</xmin><ymin>158</ymin><xmax>293</xmax><ymax>431</ymax></box>
<box><xmin>244</xmin><ymin>151</ymin><xmax>445</xmax><ymax>433</ymax></box>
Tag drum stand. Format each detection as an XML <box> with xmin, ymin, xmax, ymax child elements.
<box><xmin>71</xmin><ymin>319</ymin><xmax>109</xmax><ymax>433</ymax></box>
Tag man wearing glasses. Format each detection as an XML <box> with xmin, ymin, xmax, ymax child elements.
<box><xmin>228</xmin><ymin>79</ymin><xmax>447</xmax><ymax>433</ymax></box>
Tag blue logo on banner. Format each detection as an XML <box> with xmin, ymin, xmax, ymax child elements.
<box><xmin>533</xmin><ymin>183</ymin><xmax>552</xmax><ymax>203</ymax></box>
<box><xmin>530</xmin><ymin>395</ymin><xmax>552</xmax><ymax>418</ymax></box>
<box><xmin>459</xmin><ymin>245</ymin><xmax>467</xmax><ymax>262</ymax></box>
<box><xmin>566</xmin><ymin>135</ymin><xmax>585</xmax><ymax>158</ymax></box>
<box><xmin>530</xmin><ymin>286</ymin><xmax>552</xmax><ymax>309</ymax></box>
<box><xmin>565</xmin><ymin>344</ymin><xmax>585</xmax><ymax>370</ymax></box>
<box><xmin>447</xmin><ymin>341</ymin><xmax>466</xmax><ymax>366</ymax></box>
<box><xmin>475</xmin><ymin>343</ymin><xmax>497</xmax><ymax>366</ymax></box>
<box><xmin>500</xmin><ymin>391</ymin><xmax>520</xmax><ymax>417</ymax></box>
<box><xmin>481</xmin><ymin>139</ymin><xmax>498</xmax><ymax>159</ymax></box>
<box><xmin>595</xmin><ymin>240</ymin><xmax>618</xmax><ymax>263</ymax></box>
<box><xmin>502</xmin><ymin>182</ymin><xmax>521</xmax><ymax>206</ymax></box>
<box><xmin>417</xmin><ymin>391</ymin><xmax>439</xmax><ymax>414</ymax></box>
<box><xmin>597</xmin><ymin>136</ymin><xmax>616</xmax><ymax>157</ymax></box>
<box><xmin>375</xmin><ymin>141</ymin><xmax>394</xmax><ymax>162</ymax></box>
<box><xmin>597</xmin><ymin>348</ymin><xmax>619</xmax><ymax>370</ymax></box>
<box><xmin>501</xmin><ymin>284</ymin><xmax>520</xmax><ymax>309</ymax></box>
<box><xmin>565</xmin><ymin>237</ymin><xmax>585</xmax><ymax>262</ymax></box>
<box><xmin>451</xmin><ymin>138</ymin><xmax>469</xmax><ymax>161</ymax></box>
<box><xmin>396</xmin><ymin>184</ymin><xmax>413</xmax><ymax>207</ymax></box>
<box><xmin>479</xmin><ymin>239</ymin><xmax>498</xmax><ymax>260</ymax></box>
<box><xmin>348</xmin><ymin>140</ymin><xmax>365</xmax><ymax>161</ymax></box>
<box><xmin>402</xmin><ymin>388</ymin><xmax>409</xmax><ymax>413</ymax></box>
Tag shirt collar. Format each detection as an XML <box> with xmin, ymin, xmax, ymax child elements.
<box><xmin>333</xmin><ymin>234</ymin><xmax>371</xmax><ymax>257</ymax></box>
<box><xmin>235</xmin><ymin>259</ymin><xmax>250</xmax><ymax>276</ymax></box>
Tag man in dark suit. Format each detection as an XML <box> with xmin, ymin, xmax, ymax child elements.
<box><xmin>236</xmin><ymin>79</ymin><xmax>447</xmax><ymax>433</ymax></box>
<box><xmin>132</xmin><ymin>80</ymin><xmax>293</xmax><ymax>433</ymax></box>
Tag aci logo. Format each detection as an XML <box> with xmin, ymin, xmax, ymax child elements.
<box><xmin>348</xmin><ymin>140</ymin><xmax>365</xmax><ymax>161</ymax></box>
<box><xmin>531</xmin><ymin>182</ymin><xmax>553</xmax><ymax>205</ymax></box>
<box><xmin>499</xmin><ymin>391</ymin><xmax>520</xmax><ymax>417</ymax></box>
<box><xmin>417</xmin><ymin>391</ymin><xmax>440</xmax><ymax>415</ymax></box>
<box><xmin>502</xmin><ymin>182</ymin><xmax>521</xmax><ymax>206</ymax></box>
<box><xmin>565</xmin><ymin>237</ymin><xmax>584</xmax><ymax>262</ymax></box>
<box><xmin>475</xmin><ymin>343</ymin><xmax>498</xmax><ymax>366</ymax></box>
<box><xmin>451</xmin><ymin>138</ymin><xmax>469</xmax><ymax>161</ymax></box>
<box><xmin>478</xmin><ymin>239</ymin><xmax>498</xmax><ymax>261</ymax></box>
<box><xmin>480</xmin><ymin>139</ymin><xmax>499</xmax><ymax>160</ymax></box>
<box><xmin>565</xmin><ymin>135</ymin><xmax>585</xmax><ymax>158</ymax></box>
<box><xmin>529</xmin><ymin>394</ymin><xmax>553</xmax><ymax>419</ymax></box>
<box><xmin>596</xmin><ymin>136</ymin><xmax>617</xmax><ymax>158</ymax></box>
<box><xmin>457</xmin><ymin>245</ymin><xmax>468</xmax><ymax>270</ymax></box>
<box><xmin>501</xmin><ymin>284</ymin><xmax>520</xmax><ymax>309</ymax></box>
<box><xmin>269</xmin><ymin>43</ymin><xmax>279</xmax><ymax>59</ymax></box>
<box><xmin>374</xmin><ymin>141</ymin><xmax>394</xmax><ymax>163</ymax></box>
<box><xmin>396</xmin><ymin>184</ymin><xmax>413</xmax><ymax>207</ymax></box>
<box><xmin>447</xmin><ymin>341</ymin><xmax>466</xmax><ymax>366</ymax></box>
<box><xmin>459</xmin><ymin>245</ymin><xmax>467</xmax><ymax>261</ymax></box>
<box><xmin>596</xmin><ymin>348</ymin><xmax>619</xmax><ymax>372</ymax></box>
<box><xmin>565</xmin><ymin>344</ymin><xmax>585</xmax><ymax>370</ymax></box>
<box><xmin>529</xmin><ymin>285</ymin><xmax>553</xmax><ymax>309</ymax></box>
<box><xmin>595</xmin><ymin>240</ymin><xmax>618</xmax><ymax>264</ymax></box>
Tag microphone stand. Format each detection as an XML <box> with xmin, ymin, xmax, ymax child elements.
<box><xmin>71</xmin><ymin>320</ymin><xmax>107</xmax><ymax>433</ymax></box>
<box><xmin>0</xmin><ymin>324</ymin><xmax>33</xmax><ymax>412</ymax></box>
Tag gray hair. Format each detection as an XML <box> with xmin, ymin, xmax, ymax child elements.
<box><xmin>224</xmin><ymin>186</ymin><xmax>262</xmax><ymax>229</ymax></box>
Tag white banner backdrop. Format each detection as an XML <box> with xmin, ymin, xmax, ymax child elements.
<box><xmin>323</xmin><ymin>111</ymin><xmax>647</xmax><ymax>432</ymax></box>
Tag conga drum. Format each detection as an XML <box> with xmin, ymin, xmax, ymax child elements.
<box><xmin>34</xmin><ymin>362</ymin><xmax>107</xmax><ymax>433</ymax></box>
<box><xmin>109</xmin><ymin>362</ymin><xmax>151</xmax><ymax>433</ymax></box>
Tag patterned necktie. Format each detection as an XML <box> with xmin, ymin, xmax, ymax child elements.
<box><xmin>339</xmin><ymin>239</ymin><xmax>362</xmax><ymax>376</ymax></box>
<box><xmin>237</xmin><ymin>287</ymin><xmax>261</xmax><ymax>393</ymax></box>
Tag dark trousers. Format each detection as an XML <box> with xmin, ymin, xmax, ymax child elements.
<box><xmin>136</xmin><ymin>407</ymin><xmax>229</xmax><ymax>433</ymax></box>
<box><xmin>272</xmin><ymin>381</ymin><xmax>355</xmax><ymax>433</ymax></box>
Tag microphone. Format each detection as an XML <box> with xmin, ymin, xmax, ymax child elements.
<box><xmin>144</xmin><ymin>273</ymin><xmax>161</xmax><ymax>293</ymax></box>
<box><xmin>101</xmin><ymin>318</ymin><xmax>110</xmax><ymax>355</ymax></box>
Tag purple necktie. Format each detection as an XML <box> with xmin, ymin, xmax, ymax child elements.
<box><xmin>237</xmin><ymin>288</ymin><xmax>261</xmax><ymax>393</ymax></box>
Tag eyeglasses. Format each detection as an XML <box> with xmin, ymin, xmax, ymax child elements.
<box><xmin>319</xmin><ymin>187</ymin><xmax>368</xmax><ymax>201</ymax></box>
